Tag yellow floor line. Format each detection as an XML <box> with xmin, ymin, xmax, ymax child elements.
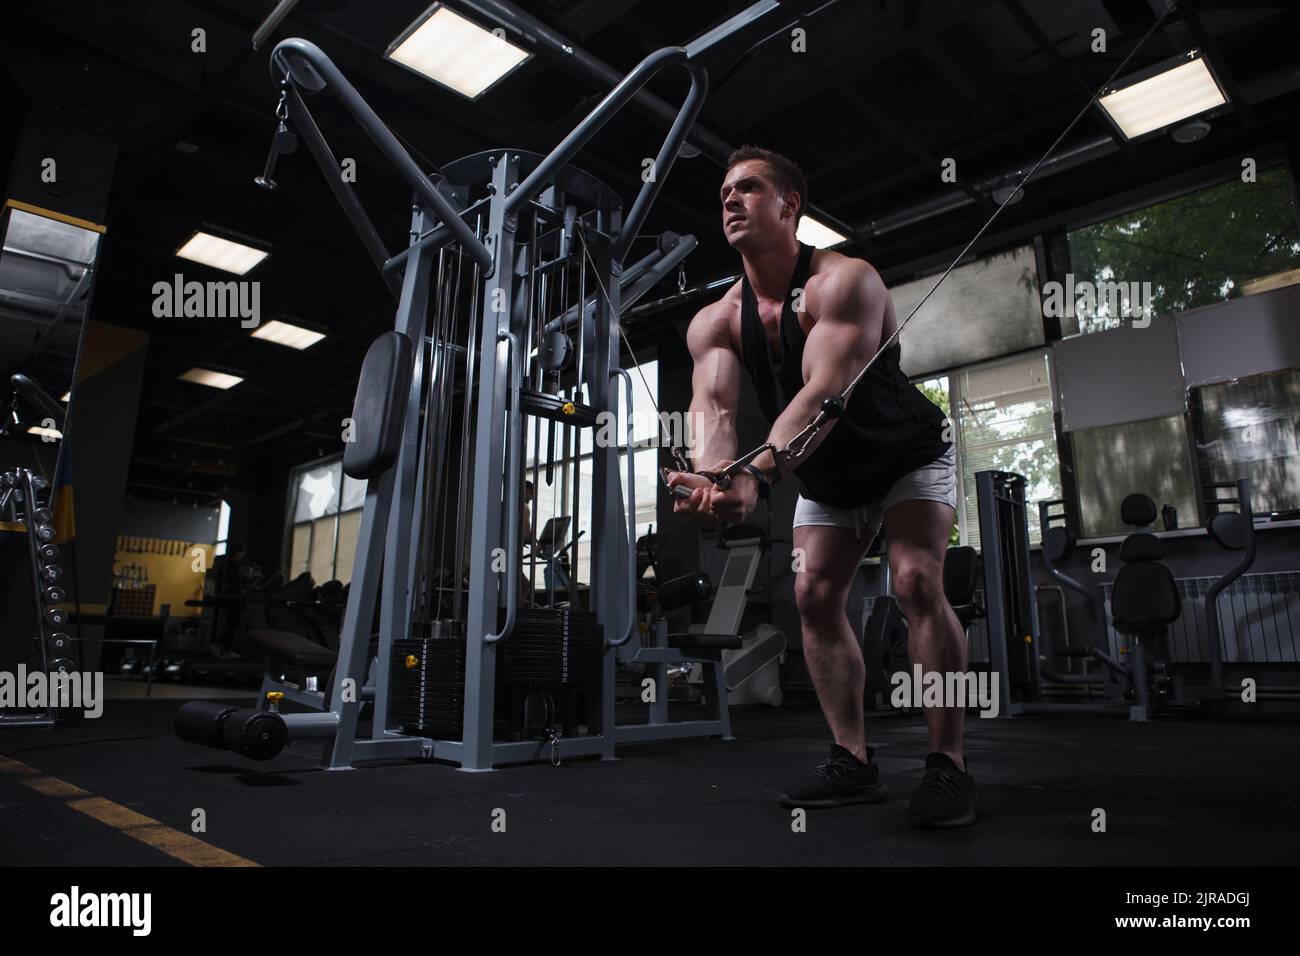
<box><xmin>0</xmin><ymin>755</ymin><xmax>259</xmax><ymax>867</ymax></box>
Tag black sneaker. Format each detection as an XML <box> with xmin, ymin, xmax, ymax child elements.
<box><xmin>908</xmin><ymin>753</ymin><xmax>977</xmax><ymax>829</ymax></box>
<box><xmin>778</xmin><ymin>744</ymin><xmax>888</xmax><ymax>809</ymax></box>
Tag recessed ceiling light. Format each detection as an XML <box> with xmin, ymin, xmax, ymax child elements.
<box><xmin>386</xmin><ymin>4</ymin><xmax>531</xmax><ymax>100</ymax></box>
<box><xmin>252</xmin><ymin>319</ymin><xmax>326</xmax><ymax>350</ymax></box>
<box><xmin>61</xmin><ymin>392</ymin><xmax>70</xmax><ymax>402</ymax></box>
<box><xmin>1171</xmin><ymin>119</ymin><xmax>1211</xmax><ymax>144</ymax></box>
<box><xmin>796</xmin><ymin>215</ymin><xmax>848</xmax><ymax>249</ymax></box>
<box><xmin>176</xmin><ymin>231</ymin><xmax>268</xmax><ymax>275</ymax></box>
<box><xmin>1098</xmin><ymin>51</ymin><xmax>1227</xmax><ymax>141</ymax></box>
<box><xmin>180</xmin><ymin>368</ymin><xmax>243</xmax><ymax>390</ymax></box>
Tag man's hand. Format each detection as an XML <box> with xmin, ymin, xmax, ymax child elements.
<box><xmin>666</xmin><ymin>463</ymin><xmax>758</xmax><ymax>526</ymax></box>
<box><xmin>665</xmin><ymin>470</ymin><xmax>718</xmax><ymax>526</ymax></box>
<box><xmin>704</xmin><ymin>462</ymin><xmax>758</xmax><ymax>524</ymax></box>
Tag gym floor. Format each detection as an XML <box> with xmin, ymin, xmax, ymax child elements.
<box><xmin>3</xmin><ymin>690</ymin><xmax>1297</xmax><ymax>866</ymax></box>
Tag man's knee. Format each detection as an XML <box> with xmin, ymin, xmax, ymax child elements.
<box><xmin>795</xmin><ymin>574</ymin><xmax>848</xmax><ymax>627</ymax></box>
<box><xmin>892</xmin><ymin>560</ymin><xmax>944</xmax><ymax>617</ymax></box>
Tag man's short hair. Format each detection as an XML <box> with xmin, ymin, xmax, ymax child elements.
<box><xmin>725</xmin><ymin>145</ymin><xmax>808</xmax><ymax>224</ymax></box>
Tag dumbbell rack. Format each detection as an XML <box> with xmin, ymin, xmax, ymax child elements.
<box><xmin>0</xmin><ymin>468</ymin><xmax>73</xmax><ymax>728</ymax></box>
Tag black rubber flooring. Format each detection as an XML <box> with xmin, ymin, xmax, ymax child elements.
<box><xmin>3</xmin><ymin>696</ymin><xmax>1298</xmax><ymax>866</ymax></box>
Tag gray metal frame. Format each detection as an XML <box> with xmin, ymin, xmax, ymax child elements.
<box><xmin>975</xmin><ymin>470</ymin><xmax>1042</xmax><ymax>717</ymax></box>
<box><xmin>262</xmin><ymin>38</ymin><xmax>720</xmax><ymax>770</ymax></box>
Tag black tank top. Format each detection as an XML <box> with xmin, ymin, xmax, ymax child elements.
<box><xmin>737</xmin><ymin>243</ymin><xmax>950</xmax><ymax>508</ymax></box>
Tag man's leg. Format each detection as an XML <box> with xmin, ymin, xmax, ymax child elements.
<box><xmin>883</xmin><ymin>498</ymin><xmax>966</xmax><ymax>769</ymax></box>
<box><xmin>792</xmin><ymin>522</ymin><xmax>874</xmax><ymax>763</ymax></box>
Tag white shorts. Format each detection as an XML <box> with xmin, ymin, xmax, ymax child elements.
<box><xmin>792</xmin><ymin>446</ymin><xmax>957</xmax><ymax>540</ymax></box>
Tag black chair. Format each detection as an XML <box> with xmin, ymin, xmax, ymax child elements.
<box><xmin>1110</xmin><ymin>494</ymin><xmax>1181</xmax><ymax>719</ymax></box>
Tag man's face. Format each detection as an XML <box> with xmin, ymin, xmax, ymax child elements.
<box><xmin>719</xmin><ymin>160</ymin><xmax>798</xmax><ymax>249</ymax></box>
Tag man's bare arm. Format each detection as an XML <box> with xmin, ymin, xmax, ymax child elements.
<box><xmin>751</xmin><ymin>260</ymin><xmax>884</xmax><ymax>478</ymax></box>
<box><xmin>685</xmin><ymin>305</ymin><xmax>742</xmax><ymax>469</ymax></box>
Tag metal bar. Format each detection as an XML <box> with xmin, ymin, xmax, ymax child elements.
<box><xmin>503</xmin><ymin>46</ymin><xmax>707</xmax><ymax>263</ymax></box>
<box><xmin>684</xmin><ymin>0</ymin><xmax>780</xmax><ymax>58</ymax></box>
<box><xmin>251</xmin><ymin>0</ymin><xmax>299</xmax><ymax>51</ymax></box>
<box><xmin>324</xmin><ymin>466</ymin><xmax>396</xmax><ymax>769</ymax></box>
<box><xmin>486</xmin><ymin>330</ymin><xmax>522</xmax><ymax>644</ymax></box>
<box><xmin>452</xmin><ymin>216</ymin><xmax>485</xmax><ymax>624</ymax></box>
<box><xmin>271</xmin><ymin>38</ymin><xmax>494</xmax><ymax>274</ymax></box>
<box><xmin>607</xmin><ymin>368</ymin><xmax>638</xmax><ymax>647</ymax></box>
<box><xmin>284</xmin><ymin>87</ymin><xmax>400</xmax><ymax>297</ymax></box>
<box><xmin>459</xmin><ymin>0</ymin><xmax>731</xmax><ymax>160</ymax></box>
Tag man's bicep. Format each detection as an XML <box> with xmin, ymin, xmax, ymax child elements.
<box><xmin>802</xmin><ymin>268</ymin><xmax>883</xmax><ymax>388</ymax></box>
<box><xmin>687</xmin><ymin>316</ymin><xmax>742</xmax><ymax>410</ymax></box>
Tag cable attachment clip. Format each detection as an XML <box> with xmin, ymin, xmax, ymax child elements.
<box><xmin>255</xmin><ymin>81</ymin><xmax>298</xmax><ymax>190</ymax></box>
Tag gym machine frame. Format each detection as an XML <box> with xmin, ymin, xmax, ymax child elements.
<box><xmin>197</xmin><ymin>39</ymin><xmax>721</xmax><ymax>770</ymax></box>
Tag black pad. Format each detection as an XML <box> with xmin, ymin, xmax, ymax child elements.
<box><xmin>657</xmin><ymin>572</ymin><xmax>713</xmax><ymax>610</ymax></box>
<box><xmin>667</xmin><ymin>633</ymin><xmax>744</xmax><ymax>650</ymax></box>
<box><xmin>343</xmin><ymin>331</ymin><xmax>414</xmax><ymax>480</ymax></box>
<box><xmin>1112</xmin><ymin>563</ymin><xmax>1181</xmax><ymax>632</ymax></box>
<box><xmin>1120</xmin><ymin>493</ymin><xmax>1157</xmax><ymax>527</ymax></box>
<box><xmin>1120</xmin><ymin>532</ymin><xmax>1163</xmax><ymax>562</ymax></box>
<box><xmin>1043</xmin><ymin>525</ymin><xmax>1075</xmax><ymax>563</ymax></box>
<box><xmin>1207</xmin><ymin>512</ymin><xmax>1247</xmax><ymax>551</ymax></box>
<box><xmin>942</xmin><ymin>546</ymin><xmax>979</xmax><ymax>605</ymax></box>
<box><xmin>721</xmin><ymin>522</ymin><xmax>767</xmax><ymax>547</ymax></box>
<box><xmin>246</xmin><ymin>629</ymin><xmax>337</xmax><ymax>672</ymax></box>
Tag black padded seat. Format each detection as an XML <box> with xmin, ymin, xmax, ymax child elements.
<box><xmin>1043</xmin><ymin>525</ymin><xmax>1075</xmax><ymax>563</ymax></box>
<box><xmin>1120</xmin><ymin>532</ymin><xmax>1164</xmax><ymax>561</ymax></box>
<box><xmin>246</xmin><ymin>629</ymin><xmax>337</xmax><ymax>672</ymax></box>
<box><xmin>666</xmin><ymin>632</ymin><xmax>743</xmax><ymax>663</ymax></box>
<box><xmin>1112</xmin><ymin>566</ymin><xmax>1180</xmax><ymax>633</ymax></box>
<box><xmin>1207</xmin><ymin>512</ymin><xmax>1248</xmax><ymax>551</ymax></box>
<box><xmin>343</xmin><ymin>331</ymin><xmax>414</xmax><ymax>480</ymax></box>
<box><xmin>1120</xmin><ymin>493</ymin><xmax>1157</xmax><ymax>527</ymax></box>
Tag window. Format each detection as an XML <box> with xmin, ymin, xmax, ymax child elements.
<box><xmin>285</xmin><ymin>457</ymin><xmax>367</xmax><ymax>584</ymax></box>
<box><xmin>524</xmin><ymin>360</ymin><xmax>660</xmax><ymax>592</ymax></box>
<box><xmin>1071</xmin><ymin>414</ymin><xmax>1198</xmax><ymax>537</ymax></box>
<box><xmin>1066</xmin><ymin>165</ymin><xmax>1300</xmax><ymax>335</ymax></box>
<box><xmin>1194</xmin><ymin>368</ymin><xmax>1300</xmax><ymax>517</ymax></box>
<box><xmin>950</xmin><ymin>350</ymin><xmax>1060</xmax><ymax>550</ymax></box>
<box><xmin>892</xmin><ymin>243</ymin><xmax>1044</xmax><ymax>377</ymax></box>
<box><xmin>213</xmin><ymin>500</ymin><xmax>231</xmax><ymax>557</ymax></box>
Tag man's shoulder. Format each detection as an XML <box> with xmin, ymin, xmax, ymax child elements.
<box><xmin>806</xmin><ymin>249</ymin><xmax>886</xmax><ymax>306</ymax></box>
<box><xmin>808</xmin><ymin>248</ymin><xmax>882</xmax><ymax>287</ymax></box>
<box><xmin>687</xmin><ymin>283</ymin><xmax>743</xmax><ymax>346</ymax></box>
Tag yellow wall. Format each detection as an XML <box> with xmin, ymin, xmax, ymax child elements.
<box><xmin>113</xmin><ymin>537</ymin><xmax>213</xmax><ymax>617</ymax></box>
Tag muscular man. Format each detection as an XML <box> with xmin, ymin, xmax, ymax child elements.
<box><xmin>666</xmin><ymin>146</ymin><xmax>976</xmax><ymax>828</ymax></box>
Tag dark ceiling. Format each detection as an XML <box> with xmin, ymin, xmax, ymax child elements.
<box><xmin>2</xmin><ymin>0</ymin><xmax>1298</xmax><ymax>505</ymax></box>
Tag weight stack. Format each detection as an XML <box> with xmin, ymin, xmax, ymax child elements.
<box><xmin>499</xmin><ymin>607</ymin><xmax>601</xmax><ymax>687</ymax></box>
<box><xmin>389</xmin><ymin>636</ymin><xmax>468</xmax><ymax>737</ymax></box>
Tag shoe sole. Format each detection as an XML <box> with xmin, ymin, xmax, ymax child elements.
<box><xmin>908</xmin><ymin>794</ymin><xmax>978</xmax><ymax>829</ymax></box>
<box><xmin>779</xmin><ymin>782</ymin><xmax>889</xmax><ymax>810</ymax></box>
